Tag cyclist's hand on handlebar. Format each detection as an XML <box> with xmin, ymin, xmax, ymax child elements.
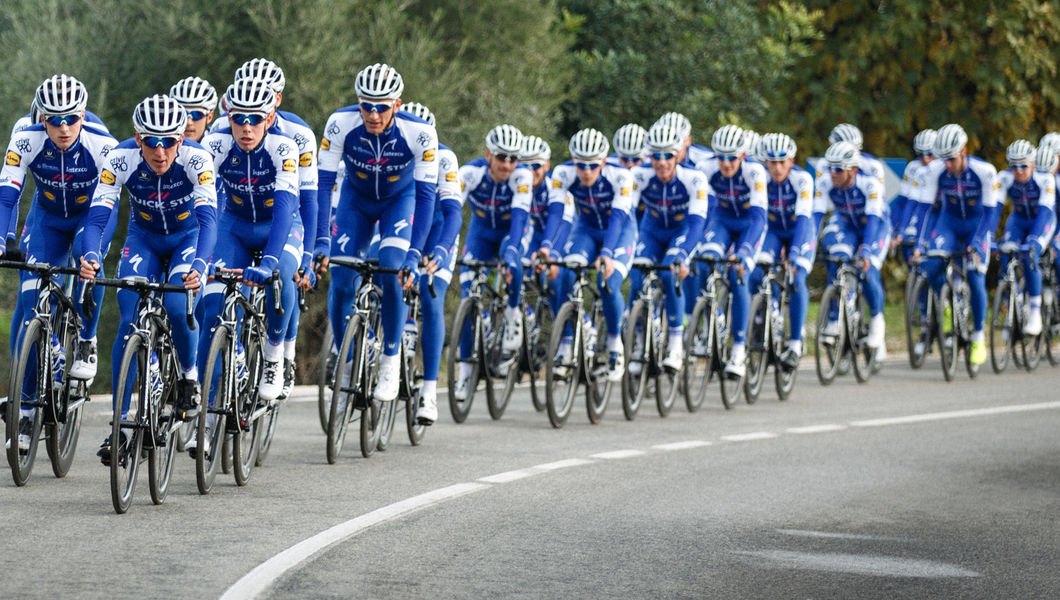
<box><xmin>399</xmin><ymin>265</ymin><xmax>418</xmax><ymax>290</ymax></box>
<box><xmin>3</xmin><ymin>238</ymin><xmax>25</xmax><ymax>262</ymax></box>
<box><xmin>294</xmin><ymin>268</ymin><xmax>315</xmax><ymax>291</ymax></box>
<box><xmin>600</xmin><ymin>255</ymin><xmax>616</xmax><ymax>280</ymax></box>
<box><xmin>312</xmin><ymin>252</ymin><xmax>329</xmax><ymax>277</ymax></box>
<box><xmin>728</xmin><ymin>253</ymin><xmax>746</xmax><ymax>277</ymax></box>
<box><xmin>182</xmin><ymin>268</ymin><xmax>202</xmax><ymax>292</ymax></box>
<box><xmin>243</xmin><ymin>265</ymin><xmax>272</xmax><ymax>287</ymax></box>
<box><xmin>535</xmin><ymin>247</ymin><xmax>550</xmax><ymax>273</ymax></box>
<box><xmin>79</xmin><ymin>257</ymin><xmax>100</xmax><ymax>281</ymax></box>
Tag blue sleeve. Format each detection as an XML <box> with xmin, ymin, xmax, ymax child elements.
<box><xmin>541</xmin><ymin>202</ymin><xmax>565</xmax><ymax>250</ymax></box>
<box><xmin>259</xmin><ymin>190</ymin><xmax>296</xmax><ymax>271</ymax></box>
<box><xmin>503</xmin><ymin>207</ymin><xmax>529</xmax><ymax>265</ymax></box>
<box><xmin>677</xmin><ymin>213</ymin><xmax>706</xmax><ymax>260</ymax></box>
<box><xmin>894</xmin><ymin>195</ymin><xmax>915</xmax><ymax>236</ymax></box>
<box><xmin>735</xmin><ymin>206</ymin><xmax>766</xmax><ymax>259</ymax></box>
<box><xmin>860</xmin><ymin>214</ymin><xmax>885</xmax><ymax>256</ymax></box>
<box><xmin>0</xmin><ymin>187</ymin><xmax>21</xmax><ymax>243</ymax></box>
<box><xmin>433</xmin><ymin>197</ymin><xmax>462</xmax><ymax>255</ymax></box>
<box><xmin>1031</xmin><ymin>205</ymin><xmax>1055</xmax><ymax>245</ymax></box>
<box><xmin>315</xmin><ymin>169</ymin><xmax>336</xmax><ymax>256</ymax></box>
<box><xmin>791</xmin><ymin>214</ymin><xmax>813</xmax><ymax>256</ymax></box>
<box><xmin>298</xmin><ymin>188</ymin><xmax>317</xmax><ymax>267</ymax></box>
<box><xmin>407</xmin><ymin>180</ymin><xmax>437</xmax><ymax>261</ymax></box>
<box><xmin>6</xmin><ymin>200</ymin><xmax>18</xmax><ymax>242</ymax></box>
<box><xmin>552</xmin><ymin>219</ymin><xmax>572</xmax><ymax>252</ymax></box>
<box><xmin>912</xmin><ymin>202</ymin><xmax>932</xmax><ymax>246</ymax></box>
<box><xmin>600</xmin><ymin>209</ymin><xmax>629</xmax><ymax>258</ymax></box>
<box><xmin>80</xmin><ymin>204</ymin><xmax>114</xmax><ymax>263</ymax></box>
<box><xmin>973</xmin><ymin>205</ymin><xmax>1000</xmax><ymax>249</ymax></box>
<box><xmin>813</xmin><ymin>209</ymin><xmax>826</xmax><ymax>236</ymax></box>
<box><xmin>192</xmin><ymin>203</ymin><xmax>218</xmax><ymax>275</ymax></box>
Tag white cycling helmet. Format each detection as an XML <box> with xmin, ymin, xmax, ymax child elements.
<box><xmin>29</xmin><ymin>97</ymin><xmax>41</xmax><ymax>125</ymax></box>
<box><xmin>133</xmin><ymin>95</ymin><xmax>187</xmax><ymax>137</ymax></box>
<box><xmin>759</xmin><ymin>133</ymin><xmax>797</xmax><ymax>161</ymax></box>
<box><xmin>653</xmin><ymin>112</ymin><xmax>691</xmax><ymax>140</ymax></box>
<box><xmin>828</xmin><ymin>123</ymin><xmax>863</xmax><ymax>149</ymax></box>
<box><xmin>399</xmin><ymin>101</ymin><xmax>435</xmax><ymax>127</ymax></box>
<box><xmin>913</xmin><ymin>129</ymin><xmax>937</xmax><ymax>155</ymax></box>
<box><xmin>612</xmin><ymin>123</ymin><xmax>647</xmax><ymax>158</ymax></box>
<box><xmin>519</xmin><ymin>135</ymin><xmax>551</xmax><ymax>162</ymax></box>
<box><xmin>741</xmin><ymin>129</ymin><xmax>761</xmax><ymax>158</ymax></box>
<box><xmin>568</xmin><ymin>128</ymin><xmax>610</xmax><ymax>160</ymax></box>
<box><xmin>711</xmin><ymin>125</ymin><xmax>745</xmax><ymax>155</ymax></box>
<box><xmin>235</xmin><ymin>58</ymin><xmax>286</xmax><ymax>94</ymax></box>
<box><xmin>824</xmin><ymin>141</ymin><xmax>860</xmax><ymax>169</ymax></box>
<box><xmin>225</xmin><ymin>78</ymin><xmax>277</xmax><ymax>114</ymax></box>
<box><xmin>1038</xmin><ymin>132</ymin><xmax>1060</xmax><ymax>150</ymax></box>
<box><xmin>1035</xmin><ymin>144</ymin><xmax>1059</xmax><ymax>173</ymax></box>
<box><xmin>1006</xmin><ymin>139</ymin><xmax>1035</xmax><ymax>164</ymax></box>
<box><xmin>169</xmin><ymin>76</ymin><xmax>217</xmax><ymax>110</ymax></box>
<box><xmin>645</xmin><ymin>122</ymin><xmax>683</xmax><ymax>153</ymax></box>
<box><xmin>933</xmin><ymin>124</ymin><xmax>968</xmax><ymax>159</ymax></box>
<box><xmin>35</xmin><ymin>74</ymin><xmax>87</xmax><ymax>116</ymax></box>
<box><xmin>485</xmin><ymin>124</ymin><xmax>523</xmax><ymax>155</ymax></box>
<box><xmin>355</xmin><ymin>63</ymin><xmax>404</xmax><ymax>100</ymax></box>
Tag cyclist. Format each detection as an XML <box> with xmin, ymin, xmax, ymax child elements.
<box><xmin>891</xmin><ymin>129</ymin><xmax>938</xmax><ymax>260</ymax></box>
<box><xmin>521</xmin><ymin>134</ymin><xmax>574</xmax><ymax>310</ymax></box>
<box><xmin>197</xmin><ymin>78</ymin><xmax>303</xmax><ymax>409</ymax></box>
<box><xmin>80</xmin><ymin>94</ymin><xmax>217</xmax><ymax>461</ymax></box>
<box><xmin>231</xmin><ymin>58</ymin><xmax>320</xmax><ymax>400</ymax></box>
<box><xmin>1036</xmin><ymin>142</ymin><xmax>1060</xmax><ymax>298</ymax></box>
<box><xmin>742</xmin><ymin>129</ymin><xmax>762</xmax><ymax>162</ymax></box>
<box><xmin>919</xmin><ymin>124</ymin><xmax>999</xmax><ymax>365</ymax></box>
<box><xmin>169</xmin><ymin>76</ymin><xmax>217</xmax><ymax>143</ymax></box>
<box><xmin>609</xmin><ymin>123</ymin><xmax>647</xmax><ymax>169</ymax></box>
<box><xmin>539</xmin><ymin>128</ymin><xmax>636</xmax><ymax>381</ymax></box>
<box><xmin>317</xmin><ymin>63</ymin><xmax>438</xmax><ymax>404</ymax></box>
<box><xmin>826</xmin><ymin>123</ymin><xmax>886</xmax><ymax>184</ymax></box>
<box><xmin>694</xmin><ymin>124</ymin><xmax>769</xmax><ymax>377</ymax></box>
<box><xmin>652</xmin><ymin>112</ymin><xmax>713</xmax><ymax>167</ymax></box>
<box><xmin>816</xmin><ymin>141</ymin><xmax>888</xmax><ymax>356</ymax></box>
<box><xmin>397</xmin><ymin>101</ymin><xmax>460</xmax><ymax>425</ymax></box>
<box><xmin>450</xmin><ymin>124</ymin><xmax>533</xmax><ymax>399</ymax></box>
<box><xmin>0</xmin><ymin>74</ymin><xmax>118</xmax><ymax>395</ymax></box>
<box><xmin>996</xmin><ymin>139</ymin><xmax>1056</xmax><ymax>336</ymax></box>
<box><xmin>754</xmin><ymin>132</ymin><xmax>815</xmax><ymax>370</ymax></box>
<box><xmin>628</xmin><ymin>122</ymin><xmax>708</xmax><ymax>370</ymax></box>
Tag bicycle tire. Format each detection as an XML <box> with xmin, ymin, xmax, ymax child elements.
<box><xmin>326</xmin><ymin>314</ymin><xmax>361</xmax><ymax>464</ymax></box>
<box><xmin>1021</xmin><ymin>300</ymin><xmax>1043</xmax><ymax>372</ymax></box>
<box><xmin>744</xmin><ymin>292</ymin><xmax>769</xmax><ymax>404</ymax></box>
<box><xmin>255</xmin><ymin>402</ymin><xmax>280</xmax><ymax>466</ymax></box>
<box><xmin>850</xmin><ymin>282</ymin><xmax>875</xmax><ymax>383</ymax></box>
<box><xmin>905</xmin><ymin>276</ymin><xmax>931</xmax><ymax>369</ymax></box>
<box><xmin>359</xmin><ymin>307</ymin><xmax>386</xmax><ymax>458</ymax></box>
<box><xmin>47</xmin><ymin>308</ymin><xmax>82</xmax><ymax>478</ymax></box>
<box><xmin>402</xmin><ymin>327</ymin><xmax>426</xmax><ymax>446</ymax></box>
<box><xmin>1044</xmin><ymin>293</ymin><xmax>1060</xmax><ymax>366</ymax></box>
<box><xmin>318</xmin><ymin>320</ymin><xmax>334</xmax><ymax>434</ymax></box>
<box><xmin>491</xmin><ymin>308</ymin><xmax>521</xmax><ymax>421</ymax></box>
<box><xmin>7</xmin><ymin>318</ymin><xmax>47</xmax><ymax>486</ymax></box>
<box><xmin>111</xmin><ymin>333</ymin><xmax>147</xmax><ymax>514</ymax></box>
<box><xmin>682</xmin><ymin>297</ymin><xmax>713</xmax><ymax>412</ymax></box>
<box><xmin>447</xmin><ymin>297</ymin><xmax>481</xmax><ymax>423</ymax></box>
<box><xmin>653</xmin><ymin>298</ymin><xmax>678</xmax><ymax>418</ymax></box>
<box><xmin>527</xmin><ymin>294</ymin><xmax>553</xmax><ymax>412</ymax></box>
<box><xmin>196</xmin><ymin>327</ymin><xmax>230</xmax><ymax>494</ymax></box>
<box><xmin>716</xmin><ymin>285</ymin><xmax>741</xmax><ymax>409</ymax></box>
<box><xmin>232</xmin><ymin>326</ymin><xmax>263</xmax><ymax>485</ymax></box>
<box><xmin>937</xmin><ymin>284</ymin><xmax>957</xmax><ymax>382</ymax></box>
<box><xmin>148</xmin><ymin>345</ymin><xmax>178</xmax><ymax>506</ymax></box>
<box><xmin>545</xmin><ymin>302</ymin><xmax>581</xmax><ymax>428</ymax></box>
<box><xmin>814</xmin><ymin>285</ymin><xmax>845</xmax><ymax>386</ymax></box>
<box><xmin>773</xmin><ymin>287</ymin><xmax>796</xmax><ymax>401</ymax></box>
<box><xmin>584</xmin><ymin>300</ymin><xmax>611</xmax><ymax>424</ymax></box>
<box><xmin>989</xmin><ymin>280</ymin><xmax>1012</xmax><ymax>374</ymax></box>
<box><xmin>622</xmin><ymin>299</ymin><xmax>649</xmax><ymax>420</ymax></box>
<box><xmin>481</xmin><ymin>297</ymin><xmax>506</xmax><ymax>419</ymax></box>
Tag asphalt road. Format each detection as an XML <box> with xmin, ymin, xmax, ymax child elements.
<box><xmin>1</xmin><ymin>357</ymin><xmax>1058</xmax><ymax>599</ymax></box>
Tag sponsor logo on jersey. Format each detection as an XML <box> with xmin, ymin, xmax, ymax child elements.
<box><xmin>517</xmin><ymin>185</ymin><xmax>529</xmax><ymax>193</ymax></box>
<box><xmin>388</xmin><ymin>175</ymin><xmax>400</xmax><ymax>182</ymax></box>
<box><xmin>620</xmin><ymin>187</ymin><xmax>630</xmax><ymax>196</ymax></box>
<box><xmin>76</xmin><ymin>195</ymin><xmax>88</xmax><ymax>204</ymax></box>
<box><xmin>299</xmin><ymin>152</ymin><xmax>312</xmax><ymax>167</ymax></box>
<box><xmin>422</xmin><ymin>149</ymin><xmax>435</xmax><ymax>162</ymax></box>
<box><xmin>177</xmin><ymin>211</ymin><xmax>191</xmax><ymax>220</ymax></box>
<box><xmin>445</xmin><ymin>172</ymin><xmax>457</xmax><ymax>182</ymax></box>
<box><xmin>754</xmin><ymin>181</ymin><xmax>764</xmax><ymax>191</ymax></box>
<box><xmin>5</xmin><ymin>152</ymin><xmax>20</xmax><ymax>166</ymax></box>
<box><xmin>264</xmin><ymin>198</ymin><xmax>274</xmax><ymax>207</ymax></box>
<box><xmin>869</xmin><ymin>193</ymin><xmax>878</xmax><ymax>200</ymax></box>
<box><xmin>198</xmin><ymin>171</ymin><xmax>214</xmax><ymax>185</ymax></box>
<box><xmin>356</xmin><ymin>172</ymin><xmax>367</xmax><ymax>179</ymax></box>
<box><xmin>232</xmin><ymin>195</ymin><xmax>243</xmax><ymax>205</ymax></box>
<box><xmin>697</xmin><ymin>190</ymin><xmax>707</xmax><ymax>200</ymax></box>
<box><xmin>552</xmin><ymin>180</ymin><xmax>563</xmax><ymax>189</ymax></box>
<box><xmin>282</xmin><ymin>159</ymin><xmax>296</xmax><ymax>172</ymax></box>
<box><xmin>139</xmin><ymin>211</ymin><xmax>152</xmax><ymax>221</ymax></box>
<box><xmin>320</xmin><ymin>138</ymin><xmax>331</xmax><ymax>151</ymax></box>
<box><xmin>100</xmin><ymin>170</ymin><xmax>116</xmax><ymax>185</ymax></box>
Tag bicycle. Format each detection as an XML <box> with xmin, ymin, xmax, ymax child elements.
<box><xmin>1</xmin><ymin>260</ymin><xmax>89</xmax><ymax>486</ymax></box>
<box><xmin>542</xmin><ymin>260</ymin><xmax>613</xmax><ymax>428</ymax></box>
<box><xmin>505</xmin><ymin>262</ymin><xmax>555</xmax><ymax>414</ymax></box>
<box><xmin>326</xmin><ymin>257</ymin><xmax>401</xmax><ymax>462</ymax></box>
<box><xmin>623</xmin><ymin>262</ymin><xmax>680</xmax><ymax>419</ymax></box>
<box><xmin>683</xmin><ymin>256</ymin><xmax>741</xmax><ymax>410</ymax></box>
<box><xmin>317</xmin><ymin>319</ymin><xmax>335</xmax><ymax>434</ymax></box>
<box><xmin>194</xmin><ymin>268</ymin><xmax>282</xmax><ymax>493</ymax></box>
<box><xmin>990</xmin><ymin>248</ymin><xmax>1042</xmax><ymax>373</ymax></box>
<box><xmin>85</xmin><ymin>275</ymin><xmax>195</xmax><ymax>514</ymax></box>
<box><xmin>745</xmin><ymin>259</ymin><xmax>797</xmax><ymax>402</ymax></box>
<box><xmin>400</xmin><ymin>269</ymin><xmax>431</xmax><ymax>446</ymax></box>
<box><xmin>814</xmin><ymin>255</ymin><xmax>876</xmax><ymax>386</ymax></box>
<box><xmin>447</xmin><ymin>258</ymin><xmax>514</xmax><ymax>423</ymax></box>
<box><xmin>256</xmin><ymin>271</ymin><xmax>308</xmax><ymax>467</ymax></box>
<box><xmin>1041</xmin><ymin>249</ymin><xmax>1060</xmax><ymax>366</ymax></box>
<box><xmin>901</xmin><ymin>242</ymin><xmax>936</xmax><ymax>369</ymax></box>
<box><xmin>935</xmin><ymin>253</ymin><xmax>979</xmax><ymax>381</ymax></box>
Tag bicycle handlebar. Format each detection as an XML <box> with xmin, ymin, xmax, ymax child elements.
<box><xmin>83</xmin><ymin>276</ymin><xmax>197</xmax><ymax>330</ymax></box>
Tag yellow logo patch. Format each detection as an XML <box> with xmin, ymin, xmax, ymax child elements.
<box><xmin>552</xmin><ymin>180</ymin><xmax>563</xmax><ymax>189</ymax></box>
<box><xmin>76</xmin><ymin>195</ymin><xmax>88</xmax><ymax>204</ymax></box>
<box><xmin>5</xmin><ymin>151</ymin><xmax>20</xmax><ymax>166</ymax></box>
<box><xmin>299</xmin><ymin>152</ymin><xmax>313</xmax><ymax>167</ymax></box>
<box><xmin>517</xmin><ymin>185</ymin><xmax>529</xmax><ymax>193</ymax></box>
<box><xmin>356</xmin><ymin>172</ymin><xmax>367</xmax><ymax>179</ymax></box>
<box><xmin>198</xmin><ymin>172</ymin><xmax>214</xmax><ymax>185</ymax></box>
<box><xmin>177</xmin><ymin>211</ymin><xmax>191</xmax><ymax>221</ymax></box>
<box><xmin>139</xmin><ymin>211</ymin><xmax>152</xmax><ymax>221</ymax></box>
<box><xmin>388</xmin><ymin>175</ymin><xmax>400</xmax><ymax>182</ymax></box>
<box><xmin>282</xmin><ymin>159</ymin><xmax>296</xmax><ymax>172</ymax></box>
<box><xmin>445</xmin><ymin>172</ymin><xmax>457</xmax><ymax>182</ymax></box>
<box><xmin>232</xmin><ymin>195</ymin><xmax>244</xmax><ymax>205</ymax></box>
<box><xmin>44</xmin><ymin>191</ymin><xmax>55</xmax><ymax>200</ymax></box>
<box><xmin>320</xmin><ymin>138</ymin><xmax>331</xmax><ymax>151</ymax></box>
<box><xmin>620</xmin><ymin>187</ymin><xmax>630</xmax><ymax>196</ymax></box>
<box><xmin>264</xmin><ymin>198</ymin><xmax>274</xmax><ymax>207</ymax></box>
<box><xmin>422</xmin><ymin>149</ymin><xmax>435</xmax><ymax>162</ymax></box>
<box><xmin>754</xmin><ymin>182</ymin><xmax>764</xmax><ymax>191</ymax></box>
<box><xmin>869</xmin><ymin>193</ymin><xmax>878</xmax><ymax>199</ymax></box>
<box><xmin>697</xmin><ymin>190</ymin><xmax>707</xmax><ymax>200</ymax></box>
<box><xmin>100</xmin><ymin>170</ymin><xmax>116</xmax><ymax>185</ymax></box>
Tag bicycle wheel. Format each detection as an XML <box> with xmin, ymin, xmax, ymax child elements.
<box><xmin>958</xmin><ymin>284</ymin><xmax>980</xmax><ymax>379</ymax></box>
<box><xmin>232</xmin><ymin>325</ymin><xmax>263</xmax><ymax>486</ymax></box>
<box><xmin>905</xmin><ymin>276</ymin><xmax>932</xmax><ymax>369</ymax></box>
<box><xmin>402</xmin><ymin>332</ymin><xmax>426</xmax><ymax>447</ymax></box>
<box><xmin>773</xmin><ymin>291</ymin><xmax>796</xmax><ymax>401</ymax></box>
<box><xmin>1044</xmin><ymin>293</ymin><xmax>1060</xmax><ymax>366</ymax></box>
<box><xmin>447</xmin><ymin>297</ymin><xmax>481</xmax><ymax>423</ymax></box>
<box><xmin>989</xmin><ymin>280</ymin><xmax>1013</xmax><ymax>374</ymax></box>
<box><xmin>622</xmin><ymin>299</ymin><xmax>650</xmax><ymax>420</ymax></box>
<box><xmin>545</xmin><ymin>302</ymin><xmax>581</xmax><ymax>428</ymax></box>
<box><xmin>1020</xmin><ymin>300</ymin><xmax>1043</xmax><ymax>372</ymax></box>
<box><xmin>47</xmin><ymin>309</ymin><xmax>81</xmax><ymax>478</ymax></box>
<box><xmin>255</xmin><ymin>402</ymin><xmax>280</xmax><ymax>467</ymax></box>
<box><xmin>318</xmin><ymin>320</ymin><xmax>335</xmax><ymax>434</ymax></box>
<box><xmin>7</xmin><ymin>318</ymin><xmax>47</xmax><ymax>486</ymax></box>
<box><xmin>326</xmin><ymin>314</ymin><xmax>361</xmax><ymax>464</ymax></box>
<box><xmin>936</xmin><ymin>284</ymin><xmax>957</xmax><ymax>382</ymax></box>
<box><xmin>850</xmin><ymin>285</ymin><xmax>875</xmax><ymax>384</ymax></box>
<box><xmin>359</xmin><ymin>308</ymin><xmax>387</xmax><ymax>458</ymax></box>
<box><xmin>584</xmin><ymin>300</ymin><xmax>611</xmax><ymax>424</ymax></box>
<box><xmin>743</xmin><ymin>292</ymin><xmax>769</xmax><ymax>404</ymax></box>
<box><xmin>716</xmin><ymin>286</ymin><xmax>742</xmax><ymax>409</ymax></box>
<box><xmin>196</xmin><ymin>326</ymin><xmax>230</xmax><ymax>494</ymax></box>
<box><xmin>652</xmin><ymin>300</ymin><xmax>678</xmax><ymax>417</ymax></box>
<box><xmin>491</xmin><ymin>305</ymin><xmax>521</xmax><ymax>421</ymax></box>
<box><xmin>682</xmin><ymin>297</ymin><xmax>713</xmax><ymax>412</ymax></box>
<box><xmin>111</xmin><ymin>333</ymin><xmax>147</xmax><ymax>514</ymax></box>
<box><xmin>814</xmin><ymin>285</ymin><xmax>845</xmax><ymax>386</ymax></box>
<box><xmin>148</xmin><ymin>349</ymin><xmax>178</xmax><ymax>506</ymax></box>
<box><xmin>527</xmin><ymin>293</ymin><xmax>553</xmax><ymax>412</ymax></box>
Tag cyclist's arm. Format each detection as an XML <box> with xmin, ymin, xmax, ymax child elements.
<box><xmin>971</xmin><ymin>162</ymin><xmax>1001</xmax><ymax>252</ymax></box>
<box><xmin>314</xmin><ymin>111</ymin><xmax>349</xmax><ymax>258</ymax></box>
<box><xmin>258</xmin><ymin>152</ymin><xmax>299</xmax><ymax>272</ymax></box>
<box><xmin>0</xmin><ymin>134</ymin><xmax>33</xmax><ymax>248</ymax></box>
<box><xmin>186</xmin><ymin>154</ymin><xmax>219</xmax><ymax>275</ymax></box>
<box><xmin>859</xmin><ymin>176</ymin><xmax>887</xmax><ymax>257</ymax></box>
<box><xmin>675</xmin><ymin>169</ymin><xmax>709</xmax><ymax>262</ymax></box>
<box><xmin>502</xmin><ymin>168</ymin><xmax>532</xmax><ymax>266</ymax></box>
<box><xmin>1030</xmin><ymin>171</ymin><xmax>1057</xmax><ymax>252</ymax></box>
<box><xmin>540</xmin><ymin>167</ymin><xmax>573</xmax><ymax>252</ymax></box>
<box><xmin>406</xmin><ymin>121</ymin><xmax>440</xmax><ymax>266</ymax></box>
<box><xmin>429</xmin><ymin>147</ymin><xmax>462</xmax><ymax>262</ymax></box>
<box><xmin>600</xmin><ymin>168</ymin><xmax>634</xmax><ymax>258</ymax></box>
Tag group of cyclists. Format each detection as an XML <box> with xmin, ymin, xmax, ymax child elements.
<box><xmin>2</xmin><ymin>59</ymin><xmax>1058</xmax><ymax>493</ymax></box>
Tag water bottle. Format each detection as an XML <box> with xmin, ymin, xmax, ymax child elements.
<box><xmin>583</xmin><ymin>314</ymin><xmax>598</xmax><ymax>357</ymax></box>
<box><xmin>525</xmin><ymin>305</ymin><xmax>536</xmax><ymax>333</ymax></box>
<box><xmin>148</xmin><ymin>351</ymin><xmax>163</xmax><ymax>403</ymax></box>
<box><xmin>771</xmin><ymin>297</ymin><xmax>784</xmax><ymax>336</ymax></box>
<box><xmin>49</xmin><ymin>334</ymin><xmax>65</xmax><ymax>383</ymax></box>
<box><xmin>234</xmin><ymin>342</ymin><xmax>249</xmax><ymax>387</ymax></box>
<box><xmin>402</xmin><ymin>317</ymin><xmax>418</xmax><ymax>356</ymax></box>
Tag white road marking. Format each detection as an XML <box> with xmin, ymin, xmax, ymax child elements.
<box><xmin>733</xmin><ymin>550</ymin><xmax>980</xmax><ymax>578</ymax></box>
<box><xmin>850</xmin><ymin>401</ymin><xmax>1060</xmax><ymax>428</ymax></box>
<box><xmin>591</xmin><ymin>449</ymin><xmax>647</xmax><ymax>459</ymax></box>
<box><xmin>478</xmin><ymin>458</ymin><xmax>593</xmax><ymax>484</ymax></box>
<box><xmin>652</xmin><ymin>440</ymin><xmax>713</xmax><ymax>451</ymax></box>
<box><xmin>721</xmin><ymin>432</ymin><xmax>779</xmax><ymax>442</ymax></box>
<box><xmin>786</xmin><ymin>424</ymin><xmax>847</xmax><ymax>434</ymax></box>
<box><xmin>220</xmin><ymin>482</ymin><xmax>489</xmax><ymax>600</ymax></box>
<box><xmin>776</xmin><ymin>528</ymin><xmax>908</xmax><ymax>541</ymax></box>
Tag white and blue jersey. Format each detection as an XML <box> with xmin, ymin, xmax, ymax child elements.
<box><xmin>762</xmin><ymin>166</ymin><xmax>815</xmax><ymax>271</ymax></box>
<box><xmin>815</xmin><ymin>171</ymin><xmax>887</xmax><ymax>267</ymax></box>
<box><xmin>423</xmin><ymin>144</ymin><xmax>462</xmax><ymax>278</ymax></box>
<box><xmin>919</xmin><ymin>156</ymin><xmax>999</xmax><ymax>261</ymax></box>
<box><xmin>997</xmin><ymin>168</ymin><xmax>1056</xmax><ymax>254</ymax></box>
<box><xmin>526</xmin><ymin>173</ymin><xmax>574</xmax><ymax>258</ymax></box>
<box><xmin>696</xmin><ymin>158</ymin><xmax>768</xmax><ymax>269</ymax></box>
<box><xmin>630</xmin><ymin>163</ymin><xmax>708</xmax><ymax>261</ymax></box>
<box><xmin>547</xmin><ymin>162</ymin><xmax>636</xmax><ymax>269</ymax></box>
<box><xmin>459</xmin><ymin>157</ymin><xmax>532</xmax><ymax>266</ymax></box>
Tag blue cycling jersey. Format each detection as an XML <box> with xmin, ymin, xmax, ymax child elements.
<box><xmin>917</xmin><ymin>155</ymin><xmax>999</xmax><ymax>250</ymax></box>
<box><xmin>630</xmin><ymin>163</ymin><xmax>708</xmax><ymax>260</ymax></box>
<box><xmin>545</xmin><ymin>162</ymin><xmax>634</xmax><ymax>258</ymax></box>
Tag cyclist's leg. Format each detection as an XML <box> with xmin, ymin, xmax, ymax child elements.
<box><xmin>729</xmin><ymin>220</ymin><xmax>765</xmax><ymax>347</ymax></box>
<box><xmin>421</xmin><ymin>235</ymin><xmax>456</xmax><ymax>397</ymax></box>
<box><xmin>457</xmin><ymin>222</ymin><xmax>504</xmax><ymax>356</ymax></box>
<box><xmin>161</xmin><ymin>229</ymin><xmax>201</xmax><ymax>377</ymax></box>
<box><xmin>924</xmin><ymin>214</ymin><xmax>958</xmax><ymax>298</ymax></box>
<box><xmin>820</xmin><ymin>216</ymin><xmax>851</xmax><ymax>324</ymax></box>
<box><xmin>328</xmin><ymin>195</ymin><xmax>377</xmax><ymax>347</ymax></box>
<box><xmin>788</xmin><ymin>234</ymin><xmax>812</xmax><ymax>349</ymax></box>
<box><xmin>73</xmin><ymin>203</ymin><xmax>120</xmax><ymax>343</ymax></box>
<box><xmin>111</xmin><ymin>230</ymin><xmax>164</xmax><ymax>418</ymax></box>
<box><xmin>600</xmin><ymin>224</ymin><xmax>634</xmax><ymax>340</ymax></box>
<box><xmin>376</xmin><ymin>190</ymin><xmax>416</xmax><ymax>359</ymax></box>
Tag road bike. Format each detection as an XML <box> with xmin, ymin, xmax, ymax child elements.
<box><xmin>683</xmin><ymin>256</ymin><xmax>741</xmax><ymax>410</ymax></box>
<box><xmin>623</xmin><ymin>262</ymin><xmax>680</xmax><ymax>419</ymax></box>
<box><xmin>815</xmin><ymin>255</ymin><xmax>876</xmax><ymax>385</ymax></box>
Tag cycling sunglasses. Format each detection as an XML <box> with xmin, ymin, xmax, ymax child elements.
<box><xmin>574</xmin><ymin>161</ymin><xmax>601</xmax><ymax>171</ymax></box>
<box><xmin>44</xmin><ymin>113</ymin><xmax>81</xmax><ymax>127</ymax></box>
<box><xmin>716</xmin><ymin>154</ymin><xmax>740</xmax><ymax>163</ymax></box>
<box><xmin>493</xmin><ymin>153</ymin><xmax>519</xmax><ymax>163</ymax></box>
<box><xmin>229</xmin><ymin>113</ymin><xmax>267</xmax><ymax>126</ymax></box>
<box><xmin>142</xmin><ymin>135</ymin><xmax>181</xmax><ymax>149</ymax></box>
<box><xmin>359</xmin><ymin>101</ymin><xmax>395</xmax><ymax>114</ymax></box>
<box><xmin>186</xmin><ymin>110</ymin><xmax>208</xmax><ymax>121</ymax></box>
<box><xmin>521</xmin><ymin>162</ymin><xmax>544</xmax><ymax>171</ymax></box>
<box><xmin>650</xmin><ymin>151</ymin><xmax>677</xmax><ymax>161</ymax></box>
